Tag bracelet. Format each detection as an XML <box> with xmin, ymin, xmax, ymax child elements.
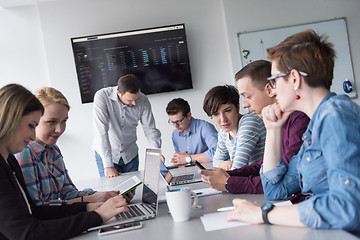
<box><xmin>81</xmin><ymin>196</ymin><xmax>83</xmax><ymax>202</ymax></box>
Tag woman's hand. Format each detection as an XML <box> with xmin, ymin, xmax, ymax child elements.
<box><xmin>226</xmin><ymin>198</ymin><xmax>263</xmax><ymax>224</ymax></box>
<box><xmin>86</xmin><ymin>202</ymin><xmax>104</xmax><ymax>212</ymax></box>
<box><xmin>85</xmin><ymin>191</ymin><xmax>120</xmax><ymax>203</ymax></box>
<box><xmin>123</xmin><ymin>189</ymin><xmax>136</xmax><ymax>203</ymax></box>
<box><xmin>94</xmin><ymin>195</ymin><xmax>128</xmax><ymax>223</ymax></box>
<box><xmin>262</xmin><ymin>103</ymin><xmax>292</xmax><ymax>130</ymax></box>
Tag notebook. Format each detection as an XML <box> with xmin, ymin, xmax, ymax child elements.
<box><xmin>159</xmin><ymin>159</ymin><xmax>202</xmax><ymax>186</ymax></box>
<box><xmin>88</xmin><ymin>148</ymin><xmax>161</xmax><ymax>231</ymax></box>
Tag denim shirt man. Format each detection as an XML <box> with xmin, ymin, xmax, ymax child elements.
<box><xmin>260</xmin><ymin>93</ymin><xmax>360</xmax><ymax>232</ymax></box>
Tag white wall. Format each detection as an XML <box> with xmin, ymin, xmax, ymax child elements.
<box><xmin>36</xmin><ymin>0</ymin><xmax>233</xmax><ymax>181</ymax></box>
<box><xmin>1</xmin><ymin>0</ymin><xmax>359</xmax><ymax>183</ymax></box>
<box><xmin>0</xmin><ymin>5</ymin><xmax>49</xmax><ymax>88</ymax></box>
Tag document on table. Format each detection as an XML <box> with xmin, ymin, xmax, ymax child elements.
<box><xmin>200</xmin><ymin>200</ymin><xmax>292</xmax><ymax>232</ymax></box>
<box><xmin>200</xmin><ymin>211</ymin><xmax>250</xmax><ymax>231</ymax></box>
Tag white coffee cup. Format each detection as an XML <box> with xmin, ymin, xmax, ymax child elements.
<box><xmin>166</xmin><ymin>187</ymin><xmax>198</xmax><ymax>222</ymax></box>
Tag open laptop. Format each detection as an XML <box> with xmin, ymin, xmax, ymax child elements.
<box><xmin>159</xmin><ymin>159</ymin><xmax>202</xmax><ymax>186</ymax></box>
<box><xmin>88</xmin><ymin>148</ymin><xmax>161</xmax><ymax>231</ymax></box>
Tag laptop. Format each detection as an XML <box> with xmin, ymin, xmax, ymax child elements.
<box><xmin>88</xmin><ymin>148</ymin><xmax>161</xmax><ymax>231</ymax></box>
<box><xmin>159</xmin><ymin>159</ymin><xmax>202</xmax><ymax>186</ymax></box>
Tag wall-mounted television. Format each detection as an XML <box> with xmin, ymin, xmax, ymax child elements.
<box><xmin>71</xmin><ymin>24</ymin><xmax>193</xmax><ymax>103</ymax></box>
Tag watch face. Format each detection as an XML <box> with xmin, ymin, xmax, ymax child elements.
<box><xmin>261</xmin><ymin>202</ymin><xmax>273</xmax><ymax>211</ymax></box>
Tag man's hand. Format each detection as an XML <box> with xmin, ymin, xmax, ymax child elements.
<box><xmin>105</xmin><ymin>167</ymin><xmax>120</xmax><ymax>178</ymax></box>
<box><xmin>171</xmin><ymin>151</ymin><xmax>188</xmax><ymax>165</ymax></box>
<box><xmin>218</xmin><ymin>161</ymin><xmax>232</xmax><ymax>171</ymax></box>
<box><xmin>199</xmin><ymin>168</ymin><xmax>230</xmax><ymax>191</ymax></box>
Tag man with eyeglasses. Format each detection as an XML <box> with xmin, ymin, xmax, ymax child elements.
<box><xmin>166</xmin><ymin>98</ymin><xmax>218</xmax><ymax>165</ymax></box>
<box><xmin>93</xmin><ymin>74</ymin><xmax>161</xmax><ymax>178</ymax></box>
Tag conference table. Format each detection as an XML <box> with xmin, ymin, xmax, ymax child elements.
<box><xmin>71</xmin><ymin>164</ymin><xmax>359</xmax><ymax>240</ymax></box>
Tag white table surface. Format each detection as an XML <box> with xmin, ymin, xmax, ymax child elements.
<box><xmin>72</xmin><ymin>165</ymin><xmax>359</xmax><ymax>240</ymax></box>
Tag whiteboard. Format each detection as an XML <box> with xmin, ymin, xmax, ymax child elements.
<box><xmin>238</xmin><ymin>18</ymin><xmax>356</xmax><ymax>98</ymax></box>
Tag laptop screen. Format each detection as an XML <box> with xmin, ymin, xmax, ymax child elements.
<box><xmin>142</xmin><ymin>148</ymin><xmax>161</xmax><ymax>209</ymax></box>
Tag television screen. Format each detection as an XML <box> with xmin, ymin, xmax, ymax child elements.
<box><xmin>71</xmin><ymin>24</ymin><xmax>193</xmax><ymax>103</ymax></box>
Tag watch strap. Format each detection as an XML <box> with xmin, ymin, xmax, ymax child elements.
<box><xmin>261</xmin><ymin>203</ymin><xmax>274</xmax><ymax>225</ymax></box>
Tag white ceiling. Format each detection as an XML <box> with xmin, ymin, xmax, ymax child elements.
<box><xmin>0</xmin><ymin>0</ymin><xmax>55</xmax><ymax>8</ymax></box>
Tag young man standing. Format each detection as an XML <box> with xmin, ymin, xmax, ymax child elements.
<box><xmin>199</xmin><ymin>60</ymin><xmax>309</xmax><ymax>201</ymax></box>
<box><xmin>166</xmin><ymin>98</ymin><xmax>218</xmax><ymax>164</ymax></box>
<box><xmin>93</xmin><ymin>74</ymin><xmax>161</xmax><ymax>178</ymax></box>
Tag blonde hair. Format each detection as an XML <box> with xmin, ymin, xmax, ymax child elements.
<box><xmin>0</xmin><ymin>84</ymin><xmax>44</xmax><ymax>146</ymax></box>
<box><xmin>33</xmin><ymin>87</ymin><xmax>70</xmax><ymax>110</ymax></box>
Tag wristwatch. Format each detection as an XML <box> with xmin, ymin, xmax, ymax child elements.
<box><xmin>261</xmin><ymin>202</ymin><xmax>274</xmax><ymax>224</ymax></box>
<box><xmin>185</xmin><ymin>155</ymin><xmax>192</xmax><ymax>164</ymax></box>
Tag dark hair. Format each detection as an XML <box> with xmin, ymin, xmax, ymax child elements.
<box><xmin>166</xmin><ymin>98</ymin><xmax>191</xmax><ymax>116</ymax></box>
<box><xmin>117</xmin><ymin>74</ymin><xmax>141</xmax><ymax>94</ymax></box>
<box><xmin>203</xmin><ymin>85</ymin><xmax>239</xmax><ymax>116</ymax></box>
<box><xmin>235</xmin><ymin>60</ymin><xmax>271</xmax><ymax>90</ymax></box>
<box><xmin>0</xmin><ymin>84</ymin><xmax>44</xmax><ymax>145</ymax></box>
<box><xmin>267</xmin><ymin>29</ymin><xmax>336</xmax><ymax>90</ymax></box>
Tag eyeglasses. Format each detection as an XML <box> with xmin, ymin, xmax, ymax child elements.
<box><xmin>168</xmin><ymin>116</ymin><xmax>186</xmax><ymax>125</ymax></box>
<box><xmin>267</xmin><ymin>70</ymin><xmax>308</xmax><ymax>88</ymax></box>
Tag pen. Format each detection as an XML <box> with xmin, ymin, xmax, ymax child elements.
<box><xmin>195</xmin><ymin>192</ymin><xmax>202</xmax><ymax>195</ymax></box>
<box><xmin>217</xmin><ymin>206</ymin><xmax>235</xmax><ymax>212</ymax></box>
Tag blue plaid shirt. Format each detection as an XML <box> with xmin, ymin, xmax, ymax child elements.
<box><xmin>15</xmin><ymin>141</ymin><xmax>95</xmax><ymax>206</ymax></box>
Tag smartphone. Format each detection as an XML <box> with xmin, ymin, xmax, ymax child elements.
<box><xmin>98</xmin><ymin>222</ymin><xmax>142</xmax><ymax>236</ymax></box>
<box><xmin>194</xmin><ymin>160</ymin><xmax>206</xmax><ymax>170</ymax></box>
<box><xmin>113</xmin><ymin>176</ymin><xmax>142</xmax><ymax>195</ymax></box>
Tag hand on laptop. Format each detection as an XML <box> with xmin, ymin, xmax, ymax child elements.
<box><xmin>86</xmin><ymin>202</ymin><xmax>104</xmax><ymax>212</ymax></box>
<box><xmin>199</xmin><ymin>168</ymin><xmax>230</xmax><ymax>192</ymax></box>
<box><xmin>94</xmin><ymin>195</ymin><xmax>129</xmax><ymax>223</ymax></box>
<box><xmin>105</xmin><ymin>167</ymin><xmax>121</xmax><ymax>178</ymax></box>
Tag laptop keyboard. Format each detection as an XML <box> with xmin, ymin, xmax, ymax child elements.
<box><xmin>115</xmin><ymin>204</ymin><xmax>147</xmax><ymax>220</ymax></box>
<box><xmin>173</xmin><ymin>174</ymin><xmax>194</xmax><ymax>182</ymax></box>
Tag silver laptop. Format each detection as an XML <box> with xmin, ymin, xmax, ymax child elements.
<box><xmin>88</xmin><ymin>148</ymin><xmax>161</xmax><ymax>231</ymax></box>
<box><xmin>159</xmin><ymin>159</ymin><xmax>202</xmax><ymax>186</ymax></box>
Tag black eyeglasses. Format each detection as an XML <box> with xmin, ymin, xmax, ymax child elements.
<box><xmin>267</xmin><ymin>70</ymin><xmax>307</xmax><ymax>88</ymax></box>
<box><xmin>168</xmin><ymin>116</ymin><xmax>186</xmax><ymax>125</ymax></box>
